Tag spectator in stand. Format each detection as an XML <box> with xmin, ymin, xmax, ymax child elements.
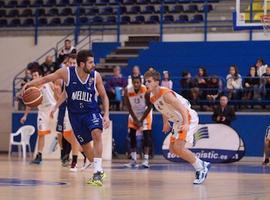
<box><xmin>161</xmin><ymin>70</ymin><xmax>173</xmax><ymax>89</ymax></box>
<box><xmin>194</xmin><ymin>67</ymin><xmax>208</xmax><ymax>100</ymax></box>
<box><xmin>261</xmin><ymin>66</ymin><xmax>270</xmax><ymax>100</ymax></box>
<box><xmin>212</xmin><ymin>95</ymin><xmax>235</xmax><ymax>126</ymax></box>
<box><xmin>242</xmin><ymin>66</ymin><xmax>260</xmax><ymax>102</ymax></box>
<box><xmin>206</xmin><ymin>75</ymin><xmax>222</xmax><ymax>102</ymax></box>
<box><xmin>58</xmin><ymin>39</ymin><xmax>76</xmax><ymax>64</ymax></box>
<box><xmin>106</xmin><ymin>66</ymin><xmax>128</xmax><ymax>110</ymax></box>
<box><xmin>226</xmin><ymin>64</ymin><xmax>243</xmax><ymax>103</ymax></box>
<box><xmin>180</xmin><ymin>71</ymin><xmax>197</xmax><ymax>102</ymax></box>
<box><xmin>256</xmin><ymin>58</ymin><xmax>268</xmax><ymax>77</ymax></box>
<box><xmin>40</xmin><ymin>55</ymin><xmax>58</xmax><ymax>76</ymax></box>
<box><xmin>128</xmin><ymin>65</ymin><xmax>144</xmax><ymax>86</ymax></box>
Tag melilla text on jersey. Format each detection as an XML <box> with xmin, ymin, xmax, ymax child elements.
<box><xmin>71</xmin><ymin>91</ymin><xmax>92</xmax><ymax>102</ymax></box>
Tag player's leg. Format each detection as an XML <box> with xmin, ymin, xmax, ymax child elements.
<box><xmin>124</xmin><ymin>128</ymin><xmax>138</xmax><ymax>167</ymax></box>
<box><xmin>87</xmin><ymin>128</ymin><xmax>105</xmax><ymax>186</ymax></box>
<box><xmin>32</xmin><ymin>111</ymin><xmax>50</xmax><ymax>164</ymax></box>
<box><xmin>63</xmin><ymin>131</ymin><xmax>79</xmax><ymax>171</ymax></box>
<box><xmin>262</xmin><ymin>139</ymin><xmax>270</xmax><ymax>165</ymax></box>
<box><xmin>141</xmin><ymin>115</ymin><xmax>153</xmax><ymax>168</ymax></box>
<box><xmin>141</xmin><ymin>130</ymin><xmax>152</xmax><ymax>168</ymax></box>
<box><xmin>171</xmin><ymin>120</ymin><xmax>210</xmax><ymax>184</ymax></box>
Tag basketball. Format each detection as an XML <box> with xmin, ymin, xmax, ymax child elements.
<box><xmin>22</xmin><ymin>87</ymin><xmax>43</xmax><ymax>108</ymax></box>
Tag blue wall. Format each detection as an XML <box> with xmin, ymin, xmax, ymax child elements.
<box><xmin>12</xmin><ymin>112</ymin><xmax>270</xmax><ymax>157</ymax></box>
<box><xmin>92</xmin><ymin>42</ymin><xmax>120</xmax><ymax>64</ymax></box>
<box><xmin>124</xmin><ymin>41</ymin><xmax>270</xmax><ymax>92</ymax></box>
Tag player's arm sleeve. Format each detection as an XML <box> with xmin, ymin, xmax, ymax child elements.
<box><xmin>96</xmin><ymin>72</ymin><xmax>109</xmax><ymax>118</ymax></box>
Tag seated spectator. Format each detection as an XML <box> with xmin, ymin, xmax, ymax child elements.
<box><xmin>206</xmin><ymin>75</ymin><xmax>222</xmax><ymax>102</ymax></box>
<box><xmin>106</xmin><ymin>66</ymin><xmax>128</xmax><ymax>110</ymax></box>
<box><xmin>256</xmin><ymin>58</ymin><xmax>268</xmax><ymax>77</ymax></box>
<box><xmin>194</xmin><ymin>67</ymin><xmax>208</xmax><ymax>100</ymax></box>
<box><xmin>57</xmin><ymin>39</ymin><xmax>76</xmax><ymax>64</ymax></box>
<box><xmin>261</xmin><ymin>66</ymin><xmax>270</xmax><ymax>100</ymax></box>
<box><xmin>180</xmin><ymin>71</ymin><xmax>197</xmax><ymax>101</ymax></box>
<box><xmin>212</xmin><ymin>95</ymin><xmax>235</xmax><ymax>126</ymax></box>
<box><xmin>226</xmin><ymin>64</ymin><xmax>243</xmax><ymax>102</ymax></box>
<box><xmin>40</xmin><ymin>55</ymin><xmax>58</xmax><ymax>76</ymax></box>
<box><xmin>161</xmin><ymin>70</ymin><xmax>173</xmax><ymax>89</ymax></box>
<box><xmin>128</xmin><ymin>65</ymin><xmax>144</xmax><ymax>86</ymax></box>
<box><xmin>242</xmin><ymin>66</ymin><xmax>260</xmax><ymax>101</ymax></box>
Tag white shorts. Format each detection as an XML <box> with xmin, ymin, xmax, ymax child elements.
<box><xmin>37</xmin><ymin>107</ymin><xmax>57</xmax><ymax>135</ymax></box>
<box><xmin>171</xmin><ymin>110</ymin><xmax>199</xmax><ymax>145</ymax></box>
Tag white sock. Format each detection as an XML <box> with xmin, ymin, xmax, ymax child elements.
<box><xmin>144</xmin><ymin>154</ymin><xmax>149</xmax><ymax>160</ymax></box>
<box><xmin>93</xmin><ymin>157</ymin><xmax>103</xmax><ymax>173</ymax></box>
<box><xmin>192</xmin><ymin>157</ymin><xmax>204</xmax><ymax>171</ymax></box>
<box><xmin>131</xmin><ymin>152</ymin><xmax>137</xmax><ymax>161</ymax></box>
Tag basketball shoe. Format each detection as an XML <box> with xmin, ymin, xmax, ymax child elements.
<box><xmin>31</xmin><ymin>153</ymin><xmax>42</xmax><ymax>164</ymax></box>
<box><xmin>193</xmin><ymin>161</ymin><xmax>211</xmax><ymax>185</ymax></box>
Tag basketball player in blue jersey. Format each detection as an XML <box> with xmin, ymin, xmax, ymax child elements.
<box><xmin>22</xmin><ymin>50</ymin><xmax>110</xmax><ymax>186</ymax></box>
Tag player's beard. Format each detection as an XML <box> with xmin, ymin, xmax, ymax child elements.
<box><xmin>83</xmin><ymin>66</ymin><xmax>92</xmax><ymax>74</ymax></box>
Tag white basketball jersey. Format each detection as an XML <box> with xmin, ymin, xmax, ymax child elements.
<box><xmin>38</xmin><ymin>83</ymin><xmax>56</xmax><ymax>110</ymax></box>
<box><xmin>150</xmin><ymin>87</ymin><xmax>197</xmax><ymax>124</ymax></box>
<box><xmin>127</xmin><ymin>84</ymin><xmax>149</xmax><ymax>119</ymax></box>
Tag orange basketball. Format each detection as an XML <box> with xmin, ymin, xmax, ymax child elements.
<box><xmin>22</xmin><ymin>87</ymin><xmax>43</xmax><ymax>108</ymax></box>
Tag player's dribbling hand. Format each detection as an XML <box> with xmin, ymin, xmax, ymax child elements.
<box><xmin>20</xmin><ymin>116</ymin><xmax>26</xmax><ymax>124</ymax></box>
<box><xmin>180</xmin><ymin>124</ymin><xmax>189</xmax><ymax>133</ymax></box>
<box><xmin>162</xmin><ymin>122</ymin><xmax>171</xmax><ymax>133</ymax></box>
<box><xmin>103</xmin><ymin>116</ymin><xmax>110</xmax><ymax>129</ymax></box>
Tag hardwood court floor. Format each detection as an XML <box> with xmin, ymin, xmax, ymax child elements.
<box><xmin>1</xmin><ymin>156</ymin><xmax>270</xmax><ymax>200</ymax></box>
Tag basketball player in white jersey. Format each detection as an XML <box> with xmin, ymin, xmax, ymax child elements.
<box><xmin>144</xmin><ymin>69</ymin><xmax>210</xmax><ymax>184</ymax></box>
<box><xmin>20</xmin><ymin>68</ymin><xmax>57</xmax><ymax>164</ymax></box>
<box><xmin>124</xmin><ymin>76</ymin><xmax>153</xmax><ymax>168</ymax></box>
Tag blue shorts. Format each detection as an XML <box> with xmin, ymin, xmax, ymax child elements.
<box><xmin>68</xmin><ymin>112</ymin><xmax>103</xmax><ymax>145</ymax></box>
<box><xmin>56</xmin><ymin>106</ymin><xmax>66</xmax><ymax>133</ymax></box>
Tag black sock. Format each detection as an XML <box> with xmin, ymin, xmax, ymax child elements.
<box><xmin>60</xmin><ymin>149</ymin><xmax>64</xmax><ymax>159</ymax></box>
<box><xmin>72</xmin><ymin>155</ymin><xmax>78</xmax><ymax>164</ymax></box>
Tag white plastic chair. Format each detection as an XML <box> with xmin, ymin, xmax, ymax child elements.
<box><xmin>9</xmin><ymin>125</ymin><xmax>35</xmax><ymax>159</ymax></box>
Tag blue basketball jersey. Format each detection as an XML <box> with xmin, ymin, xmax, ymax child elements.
<box><xmin>65</xmin><ymin>67</ymin><xmax>100</xmax><ymax>114</ymax></box>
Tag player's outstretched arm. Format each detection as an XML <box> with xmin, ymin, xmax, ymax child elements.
<box><xmin>163</xmin><ymin>92</ymin><xmax>189</xmax><ymax>132</ymax></box>
<box><xmin>22</xmin><ymin>67</ymin><xmax>67</xmax><ymax>94</ymax></box>
<box><xmin>95</xmin><ymin>72</ymin><xmax>110</xmax><ymax>129</ymax></box>
<box><xmin>50</xmin><ymin>90</ymin><xmax>67</xmax><ymax>118</ymax></box>
<box><xmin>20</xmin><ymin>106</ymin><xmax>31</xmax><ymax>124</ymax></box>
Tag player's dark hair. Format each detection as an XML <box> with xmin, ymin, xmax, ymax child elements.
<box><xmin>67</xmin><ymin>53</ymin><xmax>77</xmax><ymax>60</ymax></box>
<box><xmin>64</xmin><ymin>39</ymin><xmax>71</xmax><ymax>43</ymax></box>
<box><xmin>131</xmin><ymin>75</ymin><xmax>141</xmax><ymax>82</ymax></box>
<box><xmin>76</xmin><ymin>50</ymin><xmax>93</xmax><ymax>66</ymax></box>
<box><xmin>31</xmin><ymin>68</ymin><xmax>42</xmax><ymax>76</ymax></box>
